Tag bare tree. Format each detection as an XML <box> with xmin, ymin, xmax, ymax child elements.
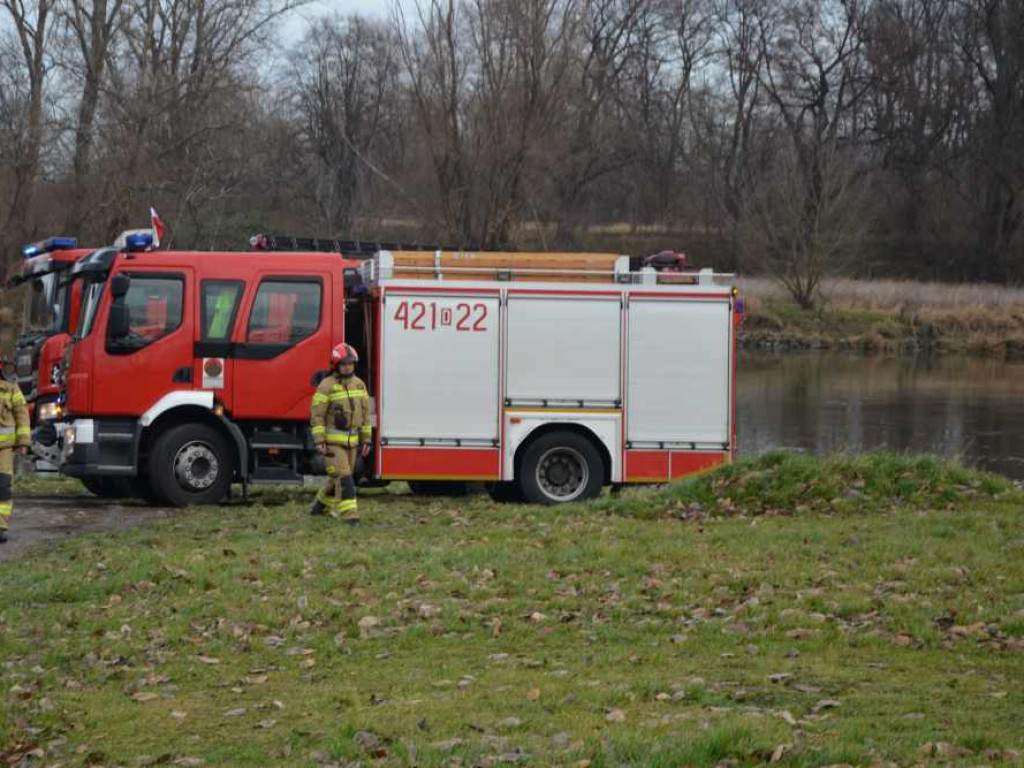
<box><xmin>395</xmin><ymin>0</ymin><xmax>474</xmax><ymax>243</ymax></box>
<box><xmin>468</xmin><ymin>0</ymin><xmax>578</xmax><ymax>245</ymax></box>
<box><xmin>546</xmin><ymin>0</ymin><xmax>641</xmax><ymax>245</ymax></box>
<box><xmin>744</xmin><ymin>0</ymin><xmax>874</xmax><ymax>308</ymax></box>
<box><xmin>715</xmin><ymin>0</ymin><xmax>765</xmax><ymax>230</ymax></box>
<box><xmin>0</xmin><ymin>0</ymin><xmax>56</xmax><ymax>246</ymax></box>
<box><xmin>396</xmin><ymin>0</ymin><xmax>577</xmax><ymax>247</ymax></box>
<box><xmin>92</xmin><ymin>0</ymin><xmax>303</xmax><ymax>243</ymax></box>
<box><xmin>627</xmin><ymin>0</ymin><xmax>715</xmax><ymax>227</ymax></box>
<box><xmin>61</xmin><ymin>0</ymin><xmax>126</xmax><ymax>237</ymax></box>
<box><xmin>291</xmin><ymin>15</ymin><xmax>404</xmax><ymax>235</ymax></box>
<box><xmin>953</xmin><ymin>0</ymin><xmax>1024</xmax><ymax>281</ymax></box>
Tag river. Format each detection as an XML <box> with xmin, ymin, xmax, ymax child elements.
<box><xmin>738</xmin><ymin>351</ymin><xmax>1024</xmax><ymax>480</ymax></box>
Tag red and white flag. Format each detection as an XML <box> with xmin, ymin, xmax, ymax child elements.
<box><xmin>150</xmin><ymin>207</ymin><xmax>165</xmax><ymax>247</ymax></box>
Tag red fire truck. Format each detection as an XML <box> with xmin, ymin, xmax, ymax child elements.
<box><xmin>50</xmin><ymin>238</ymin><xmax>742</xmax><ymax>505</ymax></box>
<box><xmin>8</xmin><ymin>238</ymin><xmax>92</xmax><ymax>430</ymax></box>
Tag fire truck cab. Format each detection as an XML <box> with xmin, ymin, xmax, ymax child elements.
<box><xmin>52</xmin><ymin>244</ymin><xmax>742</xmax><ymax>506</ymax></box>
<box><xmin>8</xmin><ymin>238</ymin><xmax>92</xmax><ymax>433</ymax></box>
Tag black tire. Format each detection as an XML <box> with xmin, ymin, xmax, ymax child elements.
<box><xmin>407</xmin><ymin>480</ymin><xmax>472</xmax><ymax>497</ymax></box>
<box><xmin>518</xmin><ymin>430</ymin><xmax>605</xmax><ymax>505</ymax></box>
<box><xmin>485</xmin><ymin>482</ymin><xmax>525</xmax><ymax>503</ymax></box>
<box><xmin>80</xmin><ymin>477</ymin><xmax>135</xmax><ymax>499</ymax></box>
<box><xmin>147</xmin><ymin>423</ymin><xmax>234</xmax><ymax>507</ymax></box>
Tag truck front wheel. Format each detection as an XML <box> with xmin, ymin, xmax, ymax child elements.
<box><xmin>148</xmin><ymin>423</ymin><xmax>234</xmax><ymax>507</ymax></box>
<box><xmin>518</xmin><ymin>431</ymin><xmax>604</xmax><ymax>505</ymax></box>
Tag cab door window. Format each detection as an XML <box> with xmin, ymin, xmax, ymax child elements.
<box><xmin>247</xmin><ymin>279</ymin><xmax>322</xmax><ymax>346</ymax></box>
<box><xmin>106</xmin><ymin>275</ymin><xmax>184</xmax><ymax>354</ymax></box>
<box><xmin>201</xmin><ymin>280</ymin><xmax>244</xmax><ymax>341</ymax></box>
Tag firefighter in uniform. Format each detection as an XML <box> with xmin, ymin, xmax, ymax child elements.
<box><xmin>309</xmin><ymin>343</ymin><xmax>372</xmax><ymax>522</ymax></box>
<box><xmin>0</xmin><ymin>355</ymin><xmax>31</xmax><ymax>544</ymax></box>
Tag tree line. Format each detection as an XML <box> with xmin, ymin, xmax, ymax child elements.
<box><xmin>1</xmin><ymin>0</ymin><xmax>1022</xmax><ymax>306</ymax></box>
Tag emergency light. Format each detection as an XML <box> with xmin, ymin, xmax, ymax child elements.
<box><xmin>21</xmin><ymin>237</ymin><xmax>78</xmax><ymax>258</ymax></box>
<box><xmin>124</xmin><ymin>232</ymin><xmax>155</xmax><ymax>252</ymax></box>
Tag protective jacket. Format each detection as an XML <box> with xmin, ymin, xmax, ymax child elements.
<box><xmin>0</xmin><ymin>381</ymin><xmax>30</xmax><ymax>450</ymax></box>
<box><xmin>310</xmin><ymin>374</ymin><xmax>372</xmax><ymax>448</ymax></box>
<box><xmin>0</xmin><ymin>379</ymin><xmax>29</xmax><ymax>532</ymax></box>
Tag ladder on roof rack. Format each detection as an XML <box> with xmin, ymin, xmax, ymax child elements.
<box><xmin>249</xmin><ymin>233</ymin><xmax>491</xmax><ymax>256</ymax></box>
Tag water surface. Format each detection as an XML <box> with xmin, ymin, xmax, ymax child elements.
<box><xmin>738</xmin><ymin>352</ymin><xmax>1024</xmax><ymax>479</ymax></box>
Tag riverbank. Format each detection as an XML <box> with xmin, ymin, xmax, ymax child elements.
<box><xmin>2</xmin><ymin>453</ymin><xmax>1022</xmax><ymax>766</ymax></box>
<box><xmin>740</xmin><ymin>278</ymin><xmax>1024</xmax><ymax>356</ymax></box>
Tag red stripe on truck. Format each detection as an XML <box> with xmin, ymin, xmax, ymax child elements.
<box><xmin>623</xmin><ymin>450</ymin><xmax>728</xmax><ymax>482</ymax></box>
<box><xmin>381</xmin><ymin>446</ymin><xmax>500</xmax><ymax>480</ymax></box>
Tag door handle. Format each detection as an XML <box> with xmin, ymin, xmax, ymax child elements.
<box><xmin>172</xmin><ymin>367</ymin><xmax>193</xmax><ymax>383</ymax></box>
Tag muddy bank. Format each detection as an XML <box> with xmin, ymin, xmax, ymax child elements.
<box><xmin>0</xmin><ymin>496</ymin><xmax>185</xmax><ymax>562</ymax></box>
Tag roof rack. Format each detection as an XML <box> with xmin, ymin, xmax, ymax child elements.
<box><xmin>249</xmin><ymin>233</ymin><xmax>487</xmax><ymax>256</ymax></box>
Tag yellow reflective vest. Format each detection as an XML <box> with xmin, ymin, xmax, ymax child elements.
<box><xmin>0</xmin><ymin>380</ymin><xmax>30</xmax><ymax>450</ymax></box>
<box><xmin>310</xmin><ymin>374</ymin><xmax>372</xmax><ymax>447</ymax></box>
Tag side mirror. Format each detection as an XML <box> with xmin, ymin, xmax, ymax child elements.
<box><xmin>108</xmin><ymin>302</ymin><xmax>130</xmax><ymax>339</ymax></box>
<box><xmin>110</xmin><ymin>274</ymin><xmax>130</xmax><ymax>299</ymax></box>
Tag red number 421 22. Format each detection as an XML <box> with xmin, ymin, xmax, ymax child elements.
<box><xmin>393</xmin><ymin>301</ymin><xmax>487</xmax><ymax>332</ymax></box>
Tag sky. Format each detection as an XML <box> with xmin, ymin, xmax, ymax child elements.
<box><xmin>284</xmin><ymin>0</ymin><xmax>391</xmax><ymax>39</ymax></box>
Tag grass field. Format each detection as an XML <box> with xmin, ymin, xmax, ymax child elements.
<box><xmin>2</xmin><ymin>453</ymin><xmax>1023</xmax><ymax>767</ymax></box>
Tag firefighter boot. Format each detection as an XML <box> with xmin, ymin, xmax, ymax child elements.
<box><xmin>311</xmin><ymin>485</ymin><xmax>333</xmax><ymax>516</ymax></box>
<box><xmin>338</xmin><ymin>475</ymin><xmax>359</xmax><ymax>526</ymax></box>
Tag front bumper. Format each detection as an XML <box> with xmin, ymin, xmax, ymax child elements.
<box><xmin>52</xmin><ymin>418</ymin><xmax>139</xmax><ymax>478</ymax></box>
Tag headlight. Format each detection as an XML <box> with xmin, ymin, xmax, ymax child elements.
<box><xmin>64</xmin><ymin>426</ymin><xmax>76</xmax><ymax>449</ymax></box>
<box><xmin>50</xmin><ymin>362</ymin><xmax>62</xmax><ymax>386</ymax></box>
<box><xmin>37</xmin><ymin>402</ymin><xmax>62</xmax><ymax>422</ymax></box>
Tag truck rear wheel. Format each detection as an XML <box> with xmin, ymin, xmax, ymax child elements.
<box><xmin>148</xmin><ymin>423</ymin><xmax>233</xmax><ymax>507</ymax></box>
<box><xmin>518</xmin><ymin>430</ymin><xmax>604</xmax><ymax>505</ymax></box>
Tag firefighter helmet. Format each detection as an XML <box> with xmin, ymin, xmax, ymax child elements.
<box><xmin>331</xmin><ymin>343</ymin><xmax>359</xmax><ymax>368</ymax></box>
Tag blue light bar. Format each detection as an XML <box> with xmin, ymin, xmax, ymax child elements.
<box><xmin>21</xmin><ymin>236</ymin><xmax>78</xmax><ymax>259</ymax></box>
<box><xmin>124</xmin><ymin>232</ymin><xmax>154</xmax><ymax>252</ymax></box>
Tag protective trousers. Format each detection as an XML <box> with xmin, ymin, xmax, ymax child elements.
<box><xmin>317</xmin><ymin>446</ymin><xmax>359</xmax><ymax>520</ymax></box>
<box><xmin>0</xmin><ymin>448</ymin><xmax>13</xmax><ymax>531</ymax></box>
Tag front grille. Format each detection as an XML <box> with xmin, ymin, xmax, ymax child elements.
<box><xmin>15</xmin><ymin>354</ymin><xmax>33</xmax><ymax>377</ymax></box>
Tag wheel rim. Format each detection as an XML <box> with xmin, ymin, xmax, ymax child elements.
<box><xmin>535</xmin><ymin>446</ymin><xmax>589</xmax><ymax>502</ymax></box>
<box><xmin>173</xmin><ymin>441</ymin><xmax>220</xmax><ymax>493</ymax></box>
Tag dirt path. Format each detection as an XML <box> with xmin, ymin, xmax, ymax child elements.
<box><xmin>0</xmin><ymin>496</ymin><xmax>186</xmax><ymax>562</ymax></box>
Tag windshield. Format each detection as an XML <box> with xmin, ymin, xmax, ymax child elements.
<box><xmin>77</xmin><ymin>278</ymin><xmax>106</xmax><ymax>339</ymax></box>
<box><xmin>21</xmin><ymin>272</ymin><xmax>64</xmax><ymax>333</ymax></box>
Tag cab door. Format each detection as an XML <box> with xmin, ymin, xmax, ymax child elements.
<box><xmin>230</xmin><ymin>273</ymin><xmax>334</xmax><ymax>420</ymax></box>
<box><xmin>90</xmin><ymin>268</ymin><xmax>194</xmax><ymax>416</ymax></box>
<box><xmin>194</xmin><ymin>279</ymin><xmax>247</xmax><ymax>413</ymax></box>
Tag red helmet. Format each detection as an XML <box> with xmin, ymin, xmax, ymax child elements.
<box><xmin>331</xmin><ymin>343</ymin><xmax>359</xmax><ymax>368</ymax></box>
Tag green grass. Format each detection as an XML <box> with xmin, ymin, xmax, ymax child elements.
<box><xmin>2</xmin><ymin>453</ymin><xmax>1023</xmax><ymax>766</ymax></box>
<box><xmin>13</xmin><ymin>473</ymin><xmax>89</xmax><ymax>495</ymax></box>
